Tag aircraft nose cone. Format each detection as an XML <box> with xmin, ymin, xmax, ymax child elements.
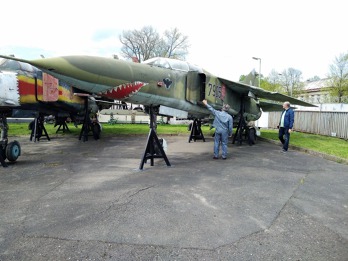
<box><xmin>0</xmin><ymin>72</ymin><xmax>20</xmax><ymax>106</ymax></box>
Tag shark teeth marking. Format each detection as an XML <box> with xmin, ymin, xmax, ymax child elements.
<box><xmin>104</xmin><ymin>81</ymin><xmax>148</xmax><ymax>99</ymax></box>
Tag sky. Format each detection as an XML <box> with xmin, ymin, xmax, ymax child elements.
<box><xmin>1</xmin><ymin>0</ymin><xmax>347</xmax><ymax>81</ymax></box>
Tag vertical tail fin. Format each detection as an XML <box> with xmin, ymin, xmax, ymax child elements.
<box><xmin>240</xmin><ymin>69</ymin><xmax>258</xmax><ymax>87</ymax></box>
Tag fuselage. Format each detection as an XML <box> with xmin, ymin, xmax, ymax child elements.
<box><xmin>21</xmin><ymin>55</ymin><xmax>262</xmax><ymax>121</ymax></box>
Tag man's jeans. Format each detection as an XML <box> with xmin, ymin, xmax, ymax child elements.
<box><xmin>278</xmin><ymin>127</ymin><xmax>290</xmax><ymax>151</ymax></box>
<box><xmin>214</xmin><ymin>131</ymin><xmax>229</xmax><ymax>158</ymax></box>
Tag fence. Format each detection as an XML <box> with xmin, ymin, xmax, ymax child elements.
<box><xmin>267</xmin><ymin>111</ymin><xmax>348</xmax><ymax>139</ymax></box>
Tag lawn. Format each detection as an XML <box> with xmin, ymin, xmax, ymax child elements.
<box><xmin>6</xmin><ymin>122</ymin><xmax>214</xmax><ymax>137</ymax></box>
<box><xmin>260</xmin><ymin>129</ymin><xmax>348</xmax><ymax>160</ymax></box>
<box><xmin>5</xmin><ymin>122</ymin><xmax>348</xmax><ymax>160</ymax></box>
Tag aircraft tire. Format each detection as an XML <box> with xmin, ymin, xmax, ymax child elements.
<box><xmin>6</xmin><ymin>140</ymin><xmax>21</xmax><ymax>162</ymax></box>
<box><xmin>92</xmin><ymin>124</ymin><xmax>101</xmax><ymax>140</ymax></box>
<box><xmin>248</xmin><ymin>128</ymin><xmax>256</xmax><ymax>145</ymax></box>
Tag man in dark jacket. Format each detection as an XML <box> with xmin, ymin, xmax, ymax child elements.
<box><xmin>278</xmin><ymin>101</ymin><xmax>295</xmax><ymax>152</ymax></box>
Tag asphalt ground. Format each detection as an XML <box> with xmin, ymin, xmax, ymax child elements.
<box><xmin>0</xmin><ymin>133</ymin><xmax>347</xmax><ymax>261</ymax></box>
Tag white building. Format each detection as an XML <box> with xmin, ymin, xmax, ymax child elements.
<box><xmin>297</xmin><ymin>78</ymin><xmax>348</xmax><ymax>104</ymax></box>
<box><xmin>297</xmin><ymin>78</ymin><xmax>331</xmax><ymax>104</ymax></box>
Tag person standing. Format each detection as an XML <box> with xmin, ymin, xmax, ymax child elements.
<box><xmin>278</xmin><ymin>101</ymin><xmax>294</xmax><ymax>152</ymax></box>
<box><xmin>202</xmin><ymin>99</ymin><xmax>233</xmax><ymax>159</ymax></box>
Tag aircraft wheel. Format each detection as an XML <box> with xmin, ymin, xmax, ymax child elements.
<box><xmin>248</xmin><ymin>128</ymin><xmax>256</xmax><ymax>145</ymax></box>
<box><xmin>6</xmin><ymin>140</ymin><xmax>21</xmax><ymax>162</ymax></box>
<box><xmin>92</xmin><ymin>123</ymin><xmax>101</xmax><ymax>140</ymax></box>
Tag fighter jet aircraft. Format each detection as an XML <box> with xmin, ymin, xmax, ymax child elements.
<box><xmin>0</xmin><ymin>54</ymin><xmax>315</xmax><ymax>168</ymax></box>
<box><xmin>0</xmin><ymin>54</ymin><xmax>314</xmax><ymax>116</ymax></box>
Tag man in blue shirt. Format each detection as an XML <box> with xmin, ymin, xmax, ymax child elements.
<box><xmin>278</xmin><ymin>101</ymin><xmax>295</xmax><ymax>152</ymax></box>
<box><xmin>203</xmin><ymin>99</ymin><xmax>233</xmax><ymax>159</ymax></box>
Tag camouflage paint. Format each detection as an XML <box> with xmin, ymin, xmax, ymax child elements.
<box><xmin>0</xmin><ymin>55</ymin><xmax>315</xmax><ymax>121</ymax></box>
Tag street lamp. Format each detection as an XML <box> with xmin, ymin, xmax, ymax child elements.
<box><xmin>252</xmin><ymin>57</ymin><xmax>261</xmax><ymax>87</ymax></box>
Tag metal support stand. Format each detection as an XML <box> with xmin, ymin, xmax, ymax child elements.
<box><xmin>55</xmin><ymin>117</ymin><xmax>70</xmax><ymax>133</ymax></box>
<box><xmin>188</xmin><ymin>119</ymin><xmax>205</xmax><ymax>143</ymax></box>
<box><xmin>30</xmin><ymin>115</ymin><xmax>50</xmax><ymax>142</ymax></box>
<box><xmin>139</xmin><ymin>106</ymin><xmax>171</xmax><ymax>170</ymax></box>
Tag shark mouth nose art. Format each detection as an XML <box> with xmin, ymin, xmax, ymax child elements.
<box><xmin>102</xmin><ymin>81</ymin><xmax>148</xmax><ymax>99</ymax></box>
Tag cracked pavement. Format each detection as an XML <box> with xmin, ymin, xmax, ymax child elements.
<box><xmin>0</xmin><ymin>134</ymin><xmax>347</xmax><ymax>260</ymax></box>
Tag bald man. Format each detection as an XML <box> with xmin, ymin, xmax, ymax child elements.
<box><xmin>278</xmin><ymin>101</ymin><xmax>294</xmax><ymax>152</ymax></box>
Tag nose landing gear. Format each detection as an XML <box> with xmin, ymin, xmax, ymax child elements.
<box><xmin>1</xmin><ymin>113</ymin><xmax>21</xmax><ymax>167</ymax></box>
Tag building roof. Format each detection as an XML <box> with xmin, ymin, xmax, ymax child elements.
<box><xmin>303</xmin><ymin>78</ymin><xmax>330</xmax><ymax>91</ymax></box>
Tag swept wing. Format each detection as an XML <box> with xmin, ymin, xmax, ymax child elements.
<box><xmin>218</xmin><ymin>77</ymin><xmax>316</xmax><ymax>107</ymax></box>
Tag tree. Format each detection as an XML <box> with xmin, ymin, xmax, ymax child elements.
<box><xmin>263</xmin><ymin>70</ymin><xmax>284</xmax><ymax>92</ymax></box>
<box><xmin>155</xmin><ymin>28</ymin><xmax>190</xmax><ymax>60</ymax></box>
<box><xmin>119</xmin><ymin>26</ymin><xmax>189</xmax><ymax>62</ymax></box>
<box><xmin>279</xmin><ymin>68</ymin><xmax>303</xmax><ymax>96</ymax></box>
<box><xmin>327</xmin><ymin>53</ymin><xmax>348</xmax><ymax>103</ymax></box>
<box><xmin>119</xmin><ymin>26</ymin><xmax>160</xmax><ymax>62</ymax></box>
<box><xmin>306</xmin><ymin>75</ymin><xmax>321</xmax><ymax>82</ymax></box>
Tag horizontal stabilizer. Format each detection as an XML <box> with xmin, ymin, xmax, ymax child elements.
<box><xmin>259</xmin><ymin>101</ymin><xmax>284</xmax><ymax>112</ymax></box>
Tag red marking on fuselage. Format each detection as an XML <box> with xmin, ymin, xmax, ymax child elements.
<box><xmin>221</xmin><ymin>84</ymin><xmax>226</xmax><ymax>100</ymax></box>
<box><xmin>18</xmin><ymin>79</ymin><xmax>43</xmax><ymax>96</ymax></box>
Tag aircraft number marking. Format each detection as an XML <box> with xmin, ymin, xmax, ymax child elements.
<box><xmin>208</xmin><ymin>83</ymin><xmax>222</xmax><ymax>98</ymax></box>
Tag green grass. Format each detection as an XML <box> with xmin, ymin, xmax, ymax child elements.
<box><xmin>6</xmin><ymin>123</ymin><xmax>32</xmax><ymax>136</ymax></box>
<box><xmin>102</xmin><ymin>123</ymin><xmax>200</xmax><ymax>135</ymax></box>
<box><xmin>6</xmin><ymin>122</ymin><xmax>79</xmax><ymax>136</ymax></box>
<box><xmin>5</xmin><ymin>123</ymin><xmax>348</xmax><ymax>160</ymax></box>
<box><xmin>102</xmin><ymin>123</ymin><xmax>214</xmax><ymax>136</ymax></box>
<box><xmin>260</xmin><ymin>129</ymin><xmax>348</xmax><ymax>159</ymax></box>
<box><xmin>6</xmin><ymin>122</ymin><xmax>214</xmax><ymax>136</ymax></box>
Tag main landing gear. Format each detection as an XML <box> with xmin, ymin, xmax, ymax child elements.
<box><xmin>139</xmin><ymin>106</ymin><xmax>171</xmax><ymax>170</ymax></box>
<box><xmin>79</xmin><ymin>96</ymin><xmax>101</xmax><ymax>142</ymax></box>
<box><xmin>232</xmin><ymin>97</ymin><xmax>257</xmax><ymax>146</ymax></box>
<box><xmin>1</xmin><ymin>113</ymin><xmax>21</xmax><ymax>167</ymax></box>
<box><xmin>79</xmin><ymin>114</ymin><xmax>101</xmax><ymax>142</ymax></box>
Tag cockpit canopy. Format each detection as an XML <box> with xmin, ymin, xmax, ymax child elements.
<box><xmin>142</xmin><ymin>57</ymin><xmax>203</xmax><ymax>73</ymax></box>
<box><xmin>0</xmin><ymin>58</ymin><xmax>37</xmax><ymax>73</ymax></box>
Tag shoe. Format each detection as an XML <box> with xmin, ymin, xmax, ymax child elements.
<box><xmin>282</xmin><ymin>149</ymin><xmax>287</xmax><ymax>153</ymax></box>
<box><xmin>222</xmin><ymin>157</ymin><xmax>227</xmax><ymax>160</ymax></box>
<box><xmin>213</xmin><ymin>156</ymin><xmax>219</xmax><ymax>159</ymax></box>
